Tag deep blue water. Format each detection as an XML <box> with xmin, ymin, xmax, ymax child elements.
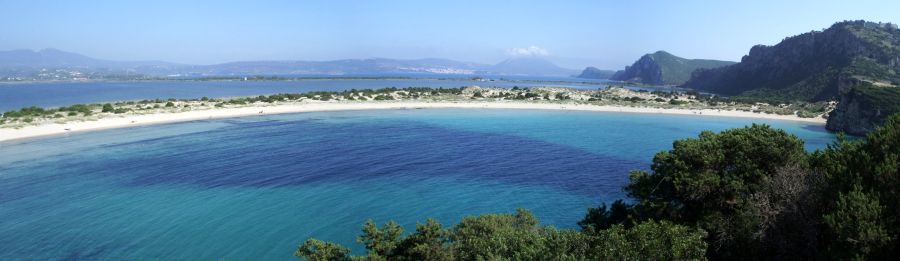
<box><xmin>0</xmin><ymin>109</ymin><xmax>836</xmax><ymax>259</ymax></box>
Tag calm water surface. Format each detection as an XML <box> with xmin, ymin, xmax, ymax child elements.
<box><xmin>0</xmin><ymin>109</ymin><xmax>836</xmax><ymax>259</ymax></box>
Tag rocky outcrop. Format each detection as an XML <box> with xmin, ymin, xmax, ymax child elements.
<box><xmin>576</xmin><ymin>67</ymin><xmax>616</xmax><ymax>79</ymax></box>
<box><xmin>611</xmin><ymin>51</ymin><xmax>734</xmax><ymax>85</ymax></box>
<box><xmin>611</xmin><ymin>55</ymin><xmax>663</xmax><ymax>84</ymax></box>
<box><xmin>826</xmin><ymin>85</ymin><xmax>900</xmax><ymax>135</ymax></box>
<box><xmin>826</xmin><ymin>93</ymin><xmax>877</xmax><ymax>135</ymax></box>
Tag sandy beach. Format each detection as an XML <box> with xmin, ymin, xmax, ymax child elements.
<box><xmin>0</xmin><ymin>101</ymin><xmax>827</xmax><ymax>143</ymax></box>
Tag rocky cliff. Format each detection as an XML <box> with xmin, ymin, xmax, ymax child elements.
<box><xmin>610</xmin><ymin>51</ymin><xmax>734</xmax><ymax>85</ymax></box>
<box><xmin>683</xmin><ymin>20</ymin><xmax>900</xmax><ymax>102</ymax></box>
<box><xmin>680</xmin><ymin>20</ymin><xmax>900</xmax><ymax>135</ymax></box>
<box><xmin>827</xmin><ymin>84</ymin><xmax>900</xmax><ymax>135</ymax></box>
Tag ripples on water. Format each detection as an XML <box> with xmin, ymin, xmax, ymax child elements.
<box><xmin>0</xmin><ymin>109</ymin><xmax>836</xmax><ymax>259</ymax></box>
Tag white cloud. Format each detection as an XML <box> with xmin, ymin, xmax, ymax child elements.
<box><xmin>505</xmin><ymin>46</ymin><xmax>549</xmax><ymax>57</ymax></box>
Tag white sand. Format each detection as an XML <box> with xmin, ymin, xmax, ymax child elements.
<box><xmin>0</xmin><ymin>101</ymin><xmax>826</xmax><ymax>142</ymax></box>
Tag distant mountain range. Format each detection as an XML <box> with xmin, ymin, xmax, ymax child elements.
<box><xmin>0</xmin><ymin>49</ymin><xmax>579</xmax><ymax>78</ymax></box>
<box><xmin>680</xmin><ymin>20</ymin><xmax>900</xmax><ymax>135</ymax></box>
<box><xmin>605</xmin><ymin>51</ymin><xmax>735</xmax><ymax>85</ymax></box>
<box><xmin>0</xmin><ymin>48</ymin><xmax>184</xmax><ymax>76</ymax></box>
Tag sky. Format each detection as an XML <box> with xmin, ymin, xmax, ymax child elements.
<box><xmin>1</xmin><ymin>0</ymin><xmax>899</xmax><ymax>69</ymax></box>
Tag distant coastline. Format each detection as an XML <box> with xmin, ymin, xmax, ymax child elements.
<box><xmin>0</xmin><ymin>75</ymin><xmax>612</xmax><ymax>86</ymax></box>
<box><xmin>0</xmin><ymin>100</ymin><xmax>826</xmax><ymax>143</ymax></box>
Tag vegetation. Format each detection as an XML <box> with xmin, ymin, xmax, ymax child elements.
<box><xmin>296</xmin><ymin>113</ymin><xmax>900</xmax><ymax>260</ymax></box>
<box><xmin>582</xmin><ymin>113</ymin><xmax>900</xmax><ymax>259</ymax></box>
<box><xmin>845</xmin><ymin>84</ymin><xmax>900</xmax><ymax>115</ymax></box>
<box><xmin>295</xmin><ymin>209</ymin><xmax>707</xmax><ymax>261</ymax></box>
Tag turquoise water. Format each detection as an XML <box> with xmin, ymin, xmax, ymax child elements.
<box><xmin>0</xmin><ymin>109</ymin><xmax>836</xmax><ymax>259</ymax></box>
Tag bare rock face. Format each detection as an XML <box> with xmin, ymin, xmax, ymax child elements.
<box><xmin>826</xmin><ymin>84</ymin><xmax>900</xmax><ymax>135</ymax></box>
<box><xmin>611</xmin><ymin>55</ymin><xmax>663</xmax><ymax>84</ymax></box>
<box><xmin>826</xmin><ymin>91</ymin><xmax>881</xmax><ymax>135</ymax></box>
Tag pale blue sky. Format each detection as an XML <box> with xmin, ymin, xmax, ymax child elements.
<box><xmin>1</xmin><ymin>0</ymin><xmax>898</xmax><ymax>69</ymax></box>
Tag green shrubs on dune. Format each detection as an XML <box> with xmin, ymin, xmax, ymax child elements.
<box><xmin>3</xmin><ymin>104</ymin><xmax>95</xmax><ymax>120</ymax></box>
<box><xmin>3</xmin><ymin>86</ymin><xmax>833</xmax><ymax>128</ymax></box>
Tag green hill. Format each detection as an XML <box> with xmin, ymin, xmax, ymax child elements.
<box><xmin>610</xmin><ymin>51</ymin><xmax>735</xmax><ymax>85</ymax></box>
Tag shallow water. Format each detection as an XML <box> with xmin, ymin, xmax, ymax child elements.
<box><xmin>0</xmin><ymin>109</ymin><xmax>836</xmax><ymax>259</ymax></box>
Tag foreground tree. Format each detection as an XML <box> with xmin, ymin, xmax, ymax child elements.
<box><xmin>744</xmin><ymin>163</ymin><xmax>826</xmax><ymax>258</ymax></box>
<box><xmin>624</xmin><ymin>124</ymin><xmax>807</xmax><ymax>258</ymax></box>
<box><xmin>294</xmin><ymin>239</ymin><xmax>351</xmax><ymax>261</ymax></box>
<box><xmin>812</xmin><ymin>114</ymin><xmax>900</xmax><ymax>259</ymax></box>
<box><xmin>823</xmin><ymin>186</ymin><xmax>892</xmax><ymax>259</ymax></box>
<box><xmin>295</xmin><ymin>209</ymin><xmax>707</xmax><ymax>260</ymax></box>
<box><xmin>578</xmin><ymin>199</ymin><xmax>632</xmax><ymax>232</ymax></box>
<box><xmin>592</xmin><ymin>220</ymin><xmax>707</xmax><ymax>260</ymax></box>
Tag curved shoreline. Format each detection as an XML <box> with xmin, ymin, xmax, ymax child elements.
<box><xmin>0</xmin><ymin>101</ymin><xmax>826</xmax><ymax>143</ymax></box>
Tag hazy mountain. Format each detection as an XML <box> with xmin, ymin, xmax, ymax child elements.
<box><xmin>189</xmin><ymin>58</ymin><xmax>490</xmax><ymax>76</ymax></box>
<box><xmin>0</xmin><ymin>48</ymin><xmax>180</xmax><ymax>71</ymax></box>
<box><xmin>610</xmin><ymin>51</ymin><xmax>735</xmax><ymax>85</ymax></box>
<box><xmin>0</xmin><ymin>49</ymin><xmax>578</xmax><ymax>77</ymax></box>
<box><xmin>0</xmin><ymin>48</ymin><xmax>103</xmax><ymax>68</ymax></box>
<box><xmin>679</xmin><ymin>20</ymin><xmax>900</xmax><ymax>135</ymax></box>
<box><xmin>485</xmin><ymin>57</ymin><xmax>579</xmax><ymax>76</ymax></box>
<box><xmin>576</xmin><ymin>67</ymin><xmax>617</xmax><ymax>79</ymax></box>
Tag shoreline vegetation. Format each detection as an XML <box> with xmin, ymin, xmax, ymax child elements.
<box><xmin>0</xmin><ymin>86</ymin><xmax>832</xmax><ymax>142</ymax></box>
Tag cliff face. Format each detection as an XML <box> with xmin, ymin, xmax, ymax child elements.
<box><xmin>826</xmin><ymin>91</ymin><xmax>878</xmax><ymax>135</ymax></box>
<box><xmin>683</xmin><ymin>20</ymin><xmax>900</xmax><ymax>102</ymax></box>
<box><xmin>611</xmin><ymin>55</ymin><xmax>663</xmax><ymax>84</ymax></box>
<box><xmin>827</xmin><ymin>85</ymin><xmax>900</xmax><ymax>135</ymax></box>
<box><xmin>611</xmin><ymin>51</ymin><xmax>734</xmax><ymax>85</ymax></box>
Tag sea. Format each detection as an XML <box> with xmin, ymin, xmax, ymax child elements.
<box><xmin>0</xmin><ymin>79</ymin><xmax>837</xmax><ymax>259</ymax></box>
